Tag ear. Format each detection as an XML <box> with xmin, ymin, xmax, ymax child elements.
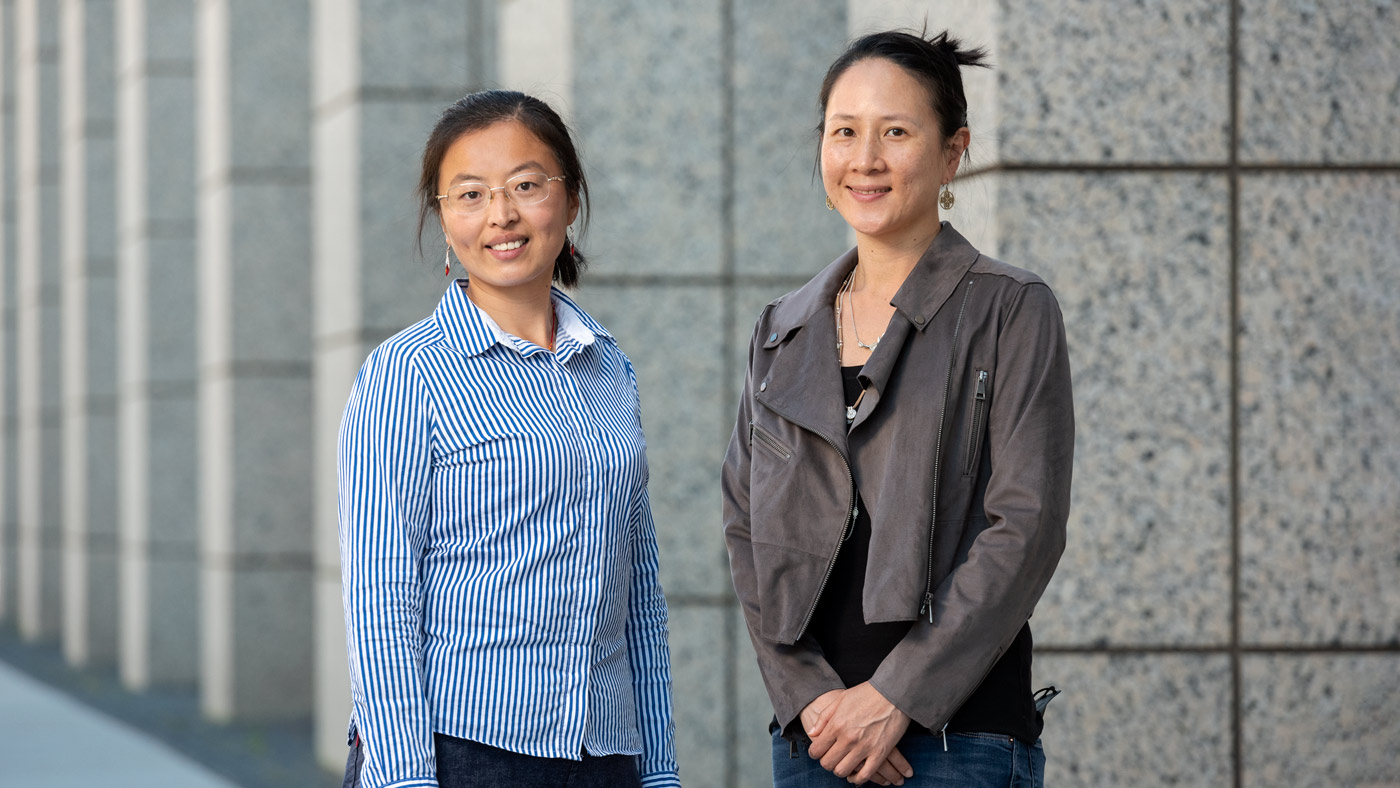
<box><xmin>944</xmin><ymin>127</ymin><xmax>972</xmax><ymax>181</ymax></box>
<box><xmin>566</xmin><ymin>191</ymin><xmax>580</xmax><ymax>226</ymax></box>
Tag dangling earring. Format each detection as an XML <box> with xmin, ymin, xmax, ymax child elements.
<box><xmin>444</xmin><ymin>243</ymin><xmax>453</xmax><ymax>277</ymax></box>
<box><xmin>939</xmin><ymin>183</ymin><xmax>955</xmax><ymax>211</ymax></box>
<box><xmin>566</xmin><ymin>227</ymin><xmax>577</xmax><ymax>259</ymax></box>
<box><xmin>825</xmin><ymin>195</ymin><xmax>835</xmax><ymax>211</ymax></box>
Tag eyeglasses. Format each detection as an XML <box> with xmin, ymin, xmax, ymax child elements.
<box><xmin>436</xmin><ymin>172</ymin><xmax>566</xmax><ymax>216</ymax></box>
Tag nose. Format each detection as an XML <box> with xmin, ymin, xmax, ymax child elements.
<box><xmin>486</xmin><ymin>186</ymin><xmax>519</xmax><ymax>225</ymax></box>
<box><xmin>852</xmin><ymin>136</ymin><xmax>884</xmax><ymax>173</ymax></box>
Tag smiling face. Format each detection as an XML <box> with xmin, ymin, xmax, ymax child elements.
<box><xmin>438</xmin><ymin>119</ymin><xmax>578</xmax><ymax>301</ymax></box>
<box><xmin>821</xmin><ymin>58</ymin><xmax>966</xmax><ymax>249</ymax></box>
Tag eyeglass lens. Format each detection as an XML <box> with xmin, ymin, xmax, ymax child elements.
<box><xmin>442</xmin><ymin>173</ymin><xmax>554</xmax><ymax>214</ymax></box>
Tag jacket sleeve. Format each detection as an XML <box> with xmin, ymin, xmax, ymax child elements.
<box><xmin>722</xmin><ymin>314</ymin><xmax>845</xmax><ymax>734</ymax></box>
<box><xmin>338</xmin><ymin>346</ymin><xmax>439</xmax><ymax>788</ymax></box>
<box><xmin>869</xmin><ymin>281</ymin><xmax>1074</xmax><ymax>730</ymax></box>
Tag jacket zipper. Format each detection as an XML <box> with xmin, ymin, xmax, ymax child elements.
<box><xmin>749</xmin><ymin>421</ymin><xmax>793</xmax><ymax>461</ymax></box>
<box><xmin>920</xmin><ymin>280</ymin><xmax>974</xmax><ymax>623</ymax></box>
<box><xmin>963</xmin><ymin>369</ymin><xmax>988</xmax><ymax>477</ymax></box>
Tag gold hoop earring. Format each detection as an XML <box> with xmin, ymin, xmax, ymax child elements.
<box><xmin>939</xmin><ymin>184</ymin><xmax>955</xmax><ymax>211</ymax></box>
<box><xmin>825</xmin><ymin>195</ymin><xmax>835</xmax><ymax>211</ymax></box>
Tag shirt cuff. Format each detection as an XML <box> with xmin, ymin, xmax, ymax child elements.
<box><xmin>640</xmin><ymin>770</ymin><xmax>682</xmax><ymax>788</ymax></box>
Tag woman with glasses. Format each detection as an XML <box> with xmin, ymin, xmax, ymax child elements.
<box><xmin>724</xmin><ymin>30</ymin><xmax>1074</xmax><ymax>787</ymax></box>
<box><xmin>338</xmin><ymin>90</ymin><xmax>680</xmax><ymax>788</ymax></box>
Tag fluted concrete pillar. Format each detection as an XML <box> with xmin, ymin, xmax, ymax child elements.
<box><xmin>310</xmin><ymin>0</ymin><xmax>490</xmax><ymax>767</ymax></box>
<box><xmin>196</xmin><ymin>0</ymin><xmax>313</xmax><ymax>721</ymax></box>
<box><xmin>116</xmin><ymin>0</ymin><xmax>199</xmax><ymax>689</ymax></box>
<box><xmin>59</xmin><ymin>0</ymin><xmax>118</xmax><ymax>668</ymax></box>
<box><xmin>0</xmin><ymin>0</ymin><xmax>15</xmax><ymax>624</ymax></box>
<box><xmin>15</xmin><ymin>0</ymin><xmax>63</xmax><ymax>643</ymax></box>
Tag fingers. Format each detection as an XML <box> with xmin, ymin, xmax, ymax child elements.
<box><xmin>885</xmin><ymin>746</ymin><xmax>913</xmax><ymax>779</ymax></box>
<box><xmin>849</xmin><ymin>752</ymin><xmax>887</xmax><ymax>785</ymax></box>
<box><xmin>809</xmin><ymin>697</ymin><xmax>840</xmax><ymax>738</ymax></box>
<box><xmin>801</xmin><ymin>689</ymin><xmax>844</xmax><ymax>738</ymax></box>
<box><xmin>806</xmin><ymin>732</ymin><xmax>832</xmax><ymax>761</ymax></box>
<box><xmin>827</xmin><ymin>747</ymin><xmax>864</xmax><ymax>779</ymax></box>
<box><xmin>872</xmin><ymin>756</ymin><xmax>909</xmax><ymax>786</ymax></box>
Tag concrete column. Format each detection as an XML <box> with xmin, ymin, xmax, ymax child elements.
<box><xmin>0</xmin><ymin>0</ymin><xmax>15</xmax><ymax>624</ymax></box>
<box><xmin>116</xmin><ymin>0</ymin><xmax>199</xmax><ymax>689</ymax></box>
<box><xmin>14</xmin><ymin>0</ymin><xmax>63</xmax><ymax>643</ymax></box>
<box><xmin>497</xmin><ymin>0</ymin><xmax>572</xmax><ymax>122</ymax></box>
<box><xmin>59</xmin><ymin>0</ymin><xmax>118</xmax><ymax>668</ymax></box>
<box><xmin>310</xmin><ymin>0</ymin><xmax>490</xmax><ymax>767</ymax></box>
<box><xmin>196</xmin><ymin>0</ymin><xmax>313</xmax><ymax>721</ymax></box>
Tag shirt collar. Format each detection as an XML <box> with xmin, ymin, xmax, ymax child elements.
<box><xmin>434</xmin><ymin>281</ymin><xmax>613</xmax><ymax>360</ymax></box>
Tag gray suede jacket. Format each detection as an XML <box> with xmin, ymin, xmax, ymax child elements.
<box><xmin>722</xmin><ymin>223</ymin><xmax>1074</xmax><ymax>735</ymax></box>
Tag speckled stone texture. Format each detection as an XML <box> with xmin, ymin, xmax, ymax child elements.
<box><xmin>1242</xmin><ymin>654</ymin><xmax>1400</xmax><ymax>786</ymax></box>
<box><xmin>1238</xmin><ymin>174</ymin><xmax>1400</xmax><ymax>645</ymax></box>
<box><xmin>573</xmin><ymin>0</ymin><xmax>725</xmax><ymax>277</ymax></box>
<box><xmin>1240</xmin><ymin>0</ymin><xmax>1400</xmax><ymax>163</ymax></box>
<box><xmin>731</xmin><ymin>0</ymin><xmax>847</xmax><ymax>276</ymax></box>
<box><xmin>574</xmin><ymin>284</ymin><xmax>732</xmax><ymax>599</ymax></box>
<box><xmin>734</xmin><ymin>628</ymin><xmax>779</xmax><ymax>785</ymax></box>
<box><xmin>996</xmin><ymin>174</ymin><xmax>1232</xmax><ymax>647</ymax></box>
<box><xmin>997</xmin><ymin>0</ymin><xmax>1230</xmax><ymax>163</ymax></box>
<box><xmin>1033</xmin><ymin>654</ymin><xmax>1233</xmax><ymax>787</ymax></box>
<box><xmin>666</xmin><ymin>605</ymin><xmax>728</xmax><ymax>788</ymax></box>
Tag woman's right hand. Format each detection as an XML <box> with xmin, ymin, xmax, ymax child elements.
<box><xmin>800</xmin><ymin>689</ymin><xmax>913</xmax><ymax>786</ymax></box>
<box><xmin>799</xmin><ymin>689</ymin><xmax>844</xmax><ymax>733</ymax></box>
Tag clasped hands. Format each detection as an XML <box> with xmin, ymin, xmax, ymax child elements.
<box><xmin>799</xmin><ymin>682</ymin><xmax>915</xmax><ymax>786</ymax></box>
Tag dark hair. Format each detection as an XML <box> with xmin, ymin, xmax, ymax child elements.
<box><xmin>818</xmin><ymin>28</ymin><xmax>990</xmax><ymax>150</ymax></box>
<box><xmin>416</xmin><ymin>90</ymin><xmax>591</xmax><ymax>288</ymax></box>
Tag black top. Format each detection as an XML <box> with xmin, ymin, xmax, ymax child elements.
<box><xmin>804</xmin><ymin>366</ymin><xmax>1041</xmax><ymax>743</ymax></box>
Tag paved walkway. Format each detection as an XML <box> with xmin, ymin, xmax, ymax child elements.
<box><xmin>0</xmin><ymin>660</ymin><xmax>239</xmax><ymax>788</ymax></box>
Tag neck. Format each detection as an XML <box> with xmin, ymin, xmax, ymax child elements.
<box><xmin>462</xmin><ymin>279</ymin><xmax>555</xmax><ymax>348</ymax></box>
<box><xmin>852</xmin><ymin>219</ymin><xmax>942</xmax><ymax>296</ymax></box>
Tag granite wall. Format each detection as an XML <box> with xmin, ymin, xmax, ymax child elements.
<box><xmin>0</xmin><ymin>1</ymin><xmax>1396</xmax><ymax>786</ymax></box>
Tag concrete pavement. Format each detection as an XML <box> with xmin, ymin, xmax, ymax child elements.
<box><xmin>0</xmin><ymin>660</ymin><xmax>239</xmax><ymax>787</ymax></box>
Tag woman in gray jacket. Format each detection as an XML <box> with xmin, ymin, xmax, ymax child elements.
<box><xmin>723</xmin><ymin>29</ymin><xmax>1073</xmax><ymax>788</ymax></box>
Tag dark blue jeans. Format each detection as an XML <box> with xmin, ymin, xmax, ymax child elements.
<box><xmin>342</xmin><ymin>733</ymin><xmax>641</xmax><ymax>788</ymax></box>
<box><xmin>772</xmin><ymin>727</ymin><xmax>1044</xmax><ymax>787</ymax></box>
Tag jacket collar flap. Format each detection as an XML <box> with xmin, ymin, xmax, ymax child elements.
<box><xmin>888</xmin><ymin>223</ymin><xmax>982</xmax><ymax>331</ymax></box>
<box><xmin>755</xmin><ymin>249</ymin><xmax>856</xmax><ymax>449</ymax></box>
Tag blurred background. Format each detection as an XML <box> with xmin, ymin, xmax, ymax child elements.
<box><xmin>1</xmin><ymin>0</ymin><xmax>1397</xmax><ymax>786</ymax></box>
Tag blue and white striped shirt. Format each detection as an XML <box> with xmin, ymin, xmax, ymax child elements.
<box><xmin>338</xmin><ymin>282</ymin><xmax>680</xmax><ymax>788</ymax></box>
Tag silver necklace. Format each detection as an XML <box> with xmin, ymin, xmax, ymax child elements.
<box><xmin>836</xmin><ymin>269</ymin><xmax>884</xmax><ymax>353</ymax></box>
<box><xmin>835</xmin><ymin>270</ymin><xmax>876</xmax><ymax>425</ymax></box>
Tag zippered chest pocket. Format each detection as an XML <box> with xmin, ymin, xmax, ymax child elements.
<box><xmin>749</xmin><ymin>421</ymin><xmax>793</xmax><ymax>462</ymax></box>
<box><xmin>962</xmin><ymin>369</ymin><xmax>990</xmax><ymax>477</ymax></box>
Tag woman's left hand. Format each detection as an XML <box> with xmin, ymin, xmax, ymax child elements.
<box><xmin>806</xmin><ymin>682</ymin><xmax>913</xmax><ymax>784</ymax></box>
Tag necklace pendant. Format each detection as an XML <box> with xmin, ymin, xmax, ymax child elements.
<box><xmin>845</xmin><ymin>405</ymin><xmax>858</xmax><ymax>423</ymax></box>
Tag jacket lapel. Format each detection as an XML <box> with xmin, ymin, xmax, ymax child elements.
<box><xmin>856</xmin><ymin>224</ymin><xmax>982</xmax><ymax>418</ymax></box>
<box><xmin>755</xmin><ymin>250</ymin><xmax>854</xmax><ymax>452</ymax></box>
<box><xmin>755</xmin><ymin>224</ymin><xmax>982</xmax><ymax>443</ymax></box>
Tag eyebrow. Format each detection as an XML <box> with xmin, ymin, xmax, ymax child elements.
<box><xmin>446</xmin><ymin>160</ymin><xmax>549</xmax><ymax>184</ymax></box>
<box><xmin>827</xmin><ymin>113</ymin><xmax>922</xmax><ymax>124</ymax></box>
